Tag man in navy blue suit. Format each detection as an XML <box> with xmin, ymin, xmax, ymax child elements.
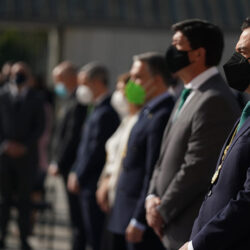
<box><xmin>108</xmin><ymin>52</ymin><xmax>175</xmax><ymax>250</ymax></box>
<box><xmin>67</xmin><ymin>62</ymin><xmax>120</xmax><ymax>250</ymax></box>
<box><xmin>180</xmin><ymin>17</ymin><xmax>250</xmax><ymax>250</ymax></box>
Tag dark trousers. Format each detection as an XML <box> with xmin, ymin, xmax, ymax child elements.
<box><xmin>80</xmin><ymin>191</ymin><xmax>105</xmax><ymax>250</ymax></box>
<box><xmin>110</xmin><ymin>227</ymin><xmax>166</xmax><ymax>250</ymax></box>
<box><xmin>0</xmin><ymin>157</ymin><xmax>34</xmax><ymax>243</ymax></box>
<box><xmin>62</xmin><ymin>174</ymin><xmax>86</xmax><ymax>250</ymax></box>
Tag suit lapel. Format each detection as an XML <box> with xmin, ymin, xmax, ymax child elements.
<box><xmin>214</xmin><ymin>119</ymin><xmax>239</xmax><ymax>167</ymax></box>
<box><xmin>221</xmin><ymin>117</ymin><xmax>250</xmax><ymax>163</ymax></box>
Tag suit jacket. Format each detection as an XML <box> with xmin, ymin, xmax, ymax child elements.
<box><xmin>191</xmin><ymin>117</ymin><xmax>250</xmax><ymax>250</ymax></box>
<box><xmin>148</xmin><ymin>74</ymin><xmax>241</xmax><ymax>249</ymax></box>
<box><xmin>108</xmin><ymin>92</ymin><xmax>175</xmax><ymax>234</ymax></box>
<box><xmin>51</xmin><ymin>91</ymin><xmax>88</xmax><ymax>177</ymax></box>
<box><xmin>0</xmin><ymin>87</ymin><xmax>45</xmax><ymax>168</ymax></box>
<box><xmin>74</xmin><ymin>95</ymin><xmax>120</xmax><ymax>194</ymax></box>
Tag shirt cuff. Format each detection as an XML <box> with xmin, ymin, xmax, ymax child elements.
<box><xmin>129</xmin><ymin>218</ymin><xmax>146</xmax><ymax>231</ymax></box>
<box><xmin>188</xmin><ymin>241</ymin><xmax>194</xmax><ymax>250</ymax></box>
<box><xmin>145</xmin><ymin>194</ymin><xmax>156</xmax><ymax>201</ymax></box>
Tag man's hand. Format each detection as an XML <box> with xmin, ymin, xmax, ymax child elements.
<box><xmin>125</xmin><ymin>224</ymin><xmax>144</xmax><ymax>243</ymax></box>
<box><xmin>96</xmin><ymin>176</ymin><xmax>110</xmax><ymax>213</ymax></box>
<box><xmin>145</xmin><ymin>196</ymin><xmax>165</xmax><ymax>239</ymax></box>
<box><xmin>179</xmin><ymin>242</ymin><xmax>189</xmax><ymax>250</ymax></box>
<box><xmin>48</xmin><ymin>163</ymin><xmax>59</xmax><ymax>176</ymax></box>
<box><xmin>67</xmin><ymin>172</ymin><xmax>80</xmax><ymax>194</ymax></box>
<box><xmin>5</xmin><ymin>141</ymin><xmax>27</xmax><ymax>158</ymax></box>
<box><xmin>145</xmin><ymin>196</ymin><xmax>161</xmax><ymax>214</ymax></box>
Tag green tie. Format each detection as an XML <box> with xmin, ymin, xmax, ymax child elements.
<box><xmin>178</xmin><ymin>88</ymin><xmax>192</xmax><ymax>111</ymax></box>
<box><xmin>237</xmin><ymin>101</ymin><xmax>250</xmax><ymax>132</ymax></box>
<box><xmin>173</xmin><ymin>88</ymin><xmax>192</xmax><ymax>122</ymax></box>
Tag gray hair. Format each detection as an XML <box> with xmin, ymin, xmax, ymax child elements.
<box><xmin>80</xmin><ymin>62</ymin><xmax>109</xmax><ymax>86</ymax></box>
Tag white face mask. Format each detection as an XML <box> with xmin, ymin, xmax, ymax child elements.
<box><xmin>76</xmin><ymin>85</ymin><xmax>93</xmax><ymax>105</ymax></box>
<box><xmin>111</xmin><ymin>90</ymin><xmax>129</xmax><ymax>117</ymax></box>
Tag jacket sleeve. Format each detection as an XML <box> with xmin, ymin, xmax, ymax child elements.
<box><xmin>147</xmin><ymin>101</ymin><xmax>179</xmax><ymax>196</ymax></box>
<box><xmin>132</xmin><ymin>108</ymin><xmax>173</xmax><ymax>224</ymax></box>
<box><xmin>75</xmin><ymin>109</ymin><xmax>120</xmax><ymax>185</ymax></box>
<box><xmin>24</xmin><ymin>97</ymin><xmax>45</xmax><ymax>149</ymax></box>
<box><xmin>57</xmin><ymin>104</ymin><xmax>88</xmax><ymax>173</ymax></box>
<box><xmin>158</xmin><ymin>96</ymin><xmax>239</xmax><ymax>224</ymax></box>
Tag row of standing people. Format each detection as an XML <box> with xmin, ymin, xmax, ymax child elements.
<box><xmin>48</xmin><ymin>17</ymin><xmax>250</xmax><ymax>250</ymax></box>
<box><xmin>0</xmin><ymin>16</ymin><xmax>249</xmax><ymax>250</ymax></box>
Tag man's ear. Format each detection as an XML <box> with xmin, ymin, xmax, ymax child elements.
<box><xmin>195</xmin><ymin>47</ymin><xmax>206</xmax><ymax>60</ymax></box>
<box><xmin>189</xmin><ymin>47</ymin><xmax>206</xmax><ymax>65</ymax></box>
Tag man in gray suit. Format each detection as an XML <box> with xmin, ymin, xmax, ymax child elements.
<box><xmin>145</xmin><ymin>19</ymin><xmax>241</xmax><ymax>250</ymax></box>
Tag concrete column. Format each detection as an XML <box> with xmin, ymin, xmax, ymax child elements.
<box><xmin>46</xmin><ymin>26</ymin><xmax>63</xmax><ymax>86</ymax></box>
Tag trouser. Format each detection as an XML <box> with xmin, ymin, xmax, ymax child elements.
<box><xmin>62</xmin><ymin>174</ymin><xmax>86</xmax><ymax>250</ymax></box>
<box><xmin>80</xmin><ymin>191</ymin><xmax>105</xmax><ymax>250</ymax></box>
<box><xmin>0</xmin><ymin>157</ymin><xmax>35</xmax><ymax>242</ymax></box>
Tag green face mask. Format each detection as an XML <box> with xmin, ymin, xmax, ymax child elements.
<box><xmin>125</xmin><ymin>80</ymin><xmax>146</xmax><ymax>105</ymax></box>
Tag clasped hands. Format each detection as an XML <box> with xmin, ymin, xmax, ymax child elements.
<box><xmin>145</xmin><ymin>196</ymin><xmax>165</xmax><ymax>239</ymax></box>
<box><xmin>5</xmin><ymin>141</ymin><xmax>27</xmax><ymax>158</ymax></box>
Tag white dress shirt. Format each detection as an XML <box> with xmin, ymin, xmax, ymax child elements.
<box><xmin>177</xmin><ymin>66</ymin><xmax>219</xmax><ymax>118</ymax></box>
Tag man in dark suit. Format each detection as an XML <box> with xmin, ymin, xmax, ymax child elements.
<box><xmin>146</xmin><ymin>19</ymin><xmax>241</xmax><ymax>250</ymax></box>
<box><xmin>108</xmin><ymin>52</ymin><xmax>175</xmax><ymax>250</ymax></box>
<box><xmin>0</xmin><ymin>62</ymin><xmax>45</xmax><ymax>250</ymax></box>
<box><xmin>180</xmin><ymin>17</ymin><xmax>250</xmax><ymax>250</ymax></box>
<box><xmin>48</xmin><ymin>61</ymin><xmax>88</xmax><ymax>250</ymax></box>
<box><xmin>68</xmin><ymin>62</ymin><xmax>120</xmax><ymax>250</ymax></box>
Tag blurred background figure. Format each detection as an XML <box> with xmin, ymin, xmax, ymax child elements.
<box><xmin>48</xmin><ymin>61</ymin><xmax>88</xmax><ymax>250</ymax></box>
<box><xmin>68</xmin><ymin>62</ymin><xmax>120</xmax><ymax>250</ymax></box>
<box><xmin>31</xmin><ymin>73</ymin><xmax>54</xmax><ymax>200</ymax></box>
<box><xmin>0</xmin><ymin>62</ymin><xmax>45</xmax><ymax>250</ymax></box>
<box><xmin>96</xmin><ymin>72</ymin><xmax>141</xmax><ymax>250</ymax></box>
<box><xmin>96</xmin><ymin>72</ymin><xmax>140</xmax><ymax>212</ymax></box>
<box><xmin>0</xmin><ymin>61</ymin><xmax>13</xmax><ymax>89</ymax></box>
<box><xmin>108</xmin><ymin>52</ymin><xmax>175</xmax><ymax>250</ymax></box>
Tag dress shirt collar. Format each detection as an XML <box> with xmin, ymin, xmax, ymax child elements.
<box><xmin>185</xmin><ymin>66</ymin><xmax>219</xmax><ymax>90</ymax></box>
<box><xmin>9</xmin><ymin>83</ymin><xmax>29</xmax><ymax>98</ymax></box>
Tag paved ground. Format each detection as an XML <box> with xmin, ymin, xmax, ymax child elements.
<box><xmin>3</xmin><ymin>176</ymin><xmax>73</xmax><ymax>250</ymax></box>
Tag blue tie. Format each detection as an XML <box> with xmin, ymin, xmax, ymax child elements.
<box><xmin>237</xmin><ymin>101</ymin><xmax>250</xmax><ymax>132</ymax></box>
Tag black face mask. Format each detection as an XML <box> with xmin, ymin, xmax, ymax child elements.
<box><xmin>14</xmin><ymin>72</ymin><xmax>27</xmax><ymax>86</ymax></box>
<box><xmin>165</xmin><ymin>45</ymin><xmax>191</xmax><ymax>73</ymax></box>
<box><xmin>223</xmin><ymin>52</ymin><xmax>250</xmax><ymax>92</ymax></box>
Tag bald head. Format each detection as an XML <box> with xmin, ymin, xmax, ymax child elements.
<box><xmin>52</xmin><ymin>61</ymin><xmax>77</xmax><ymax>93</ymax></box>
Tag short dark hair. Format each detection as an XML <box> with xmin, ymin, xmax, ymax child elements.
<box><xmin>80</xmin><ymin>62</ymin><xmax>109</xmax><ymax>86</ymax></box>
<box><xmin>133</xmin><ymin>52</ymin><xmax>172</xmax><ymax>85</ymax></box>
<box><xmin>117</xmin><ymin>72</ymin><xmax>130</xmax><ymax>84</ymax></box>
<box><xmin>241</xmin><ymin>17</ymin><xmax>250</xmax><ymax>31</ymax></box>
<box><xmin>172</xmin><ymin>19</ymin><xmax>224</xmax><ymax>66</ymax></box>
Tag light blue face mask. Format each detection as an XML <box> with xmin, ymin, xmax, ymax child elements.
<box><xmin>54</xmin><ymin>83</ymin><xmax>68</xmax><ymax>98</ymax></box>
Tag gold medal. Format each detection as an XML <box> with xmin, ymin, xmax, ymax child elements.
<box><xmin>210</xmin><ymin>125</ymin><xmax>238</xmax><ymax>186</ymax></box>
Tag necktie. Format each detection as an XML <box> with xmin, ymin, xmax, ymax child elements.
<box><xmin>237</xmin><ymin>101</ymin><xmax>250</xmax><ymax>132</ymax></box>
<box><xmin>173</xmin><ymin>88</ymin><xmax>192</xmax><ymax>121</ymax></box>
